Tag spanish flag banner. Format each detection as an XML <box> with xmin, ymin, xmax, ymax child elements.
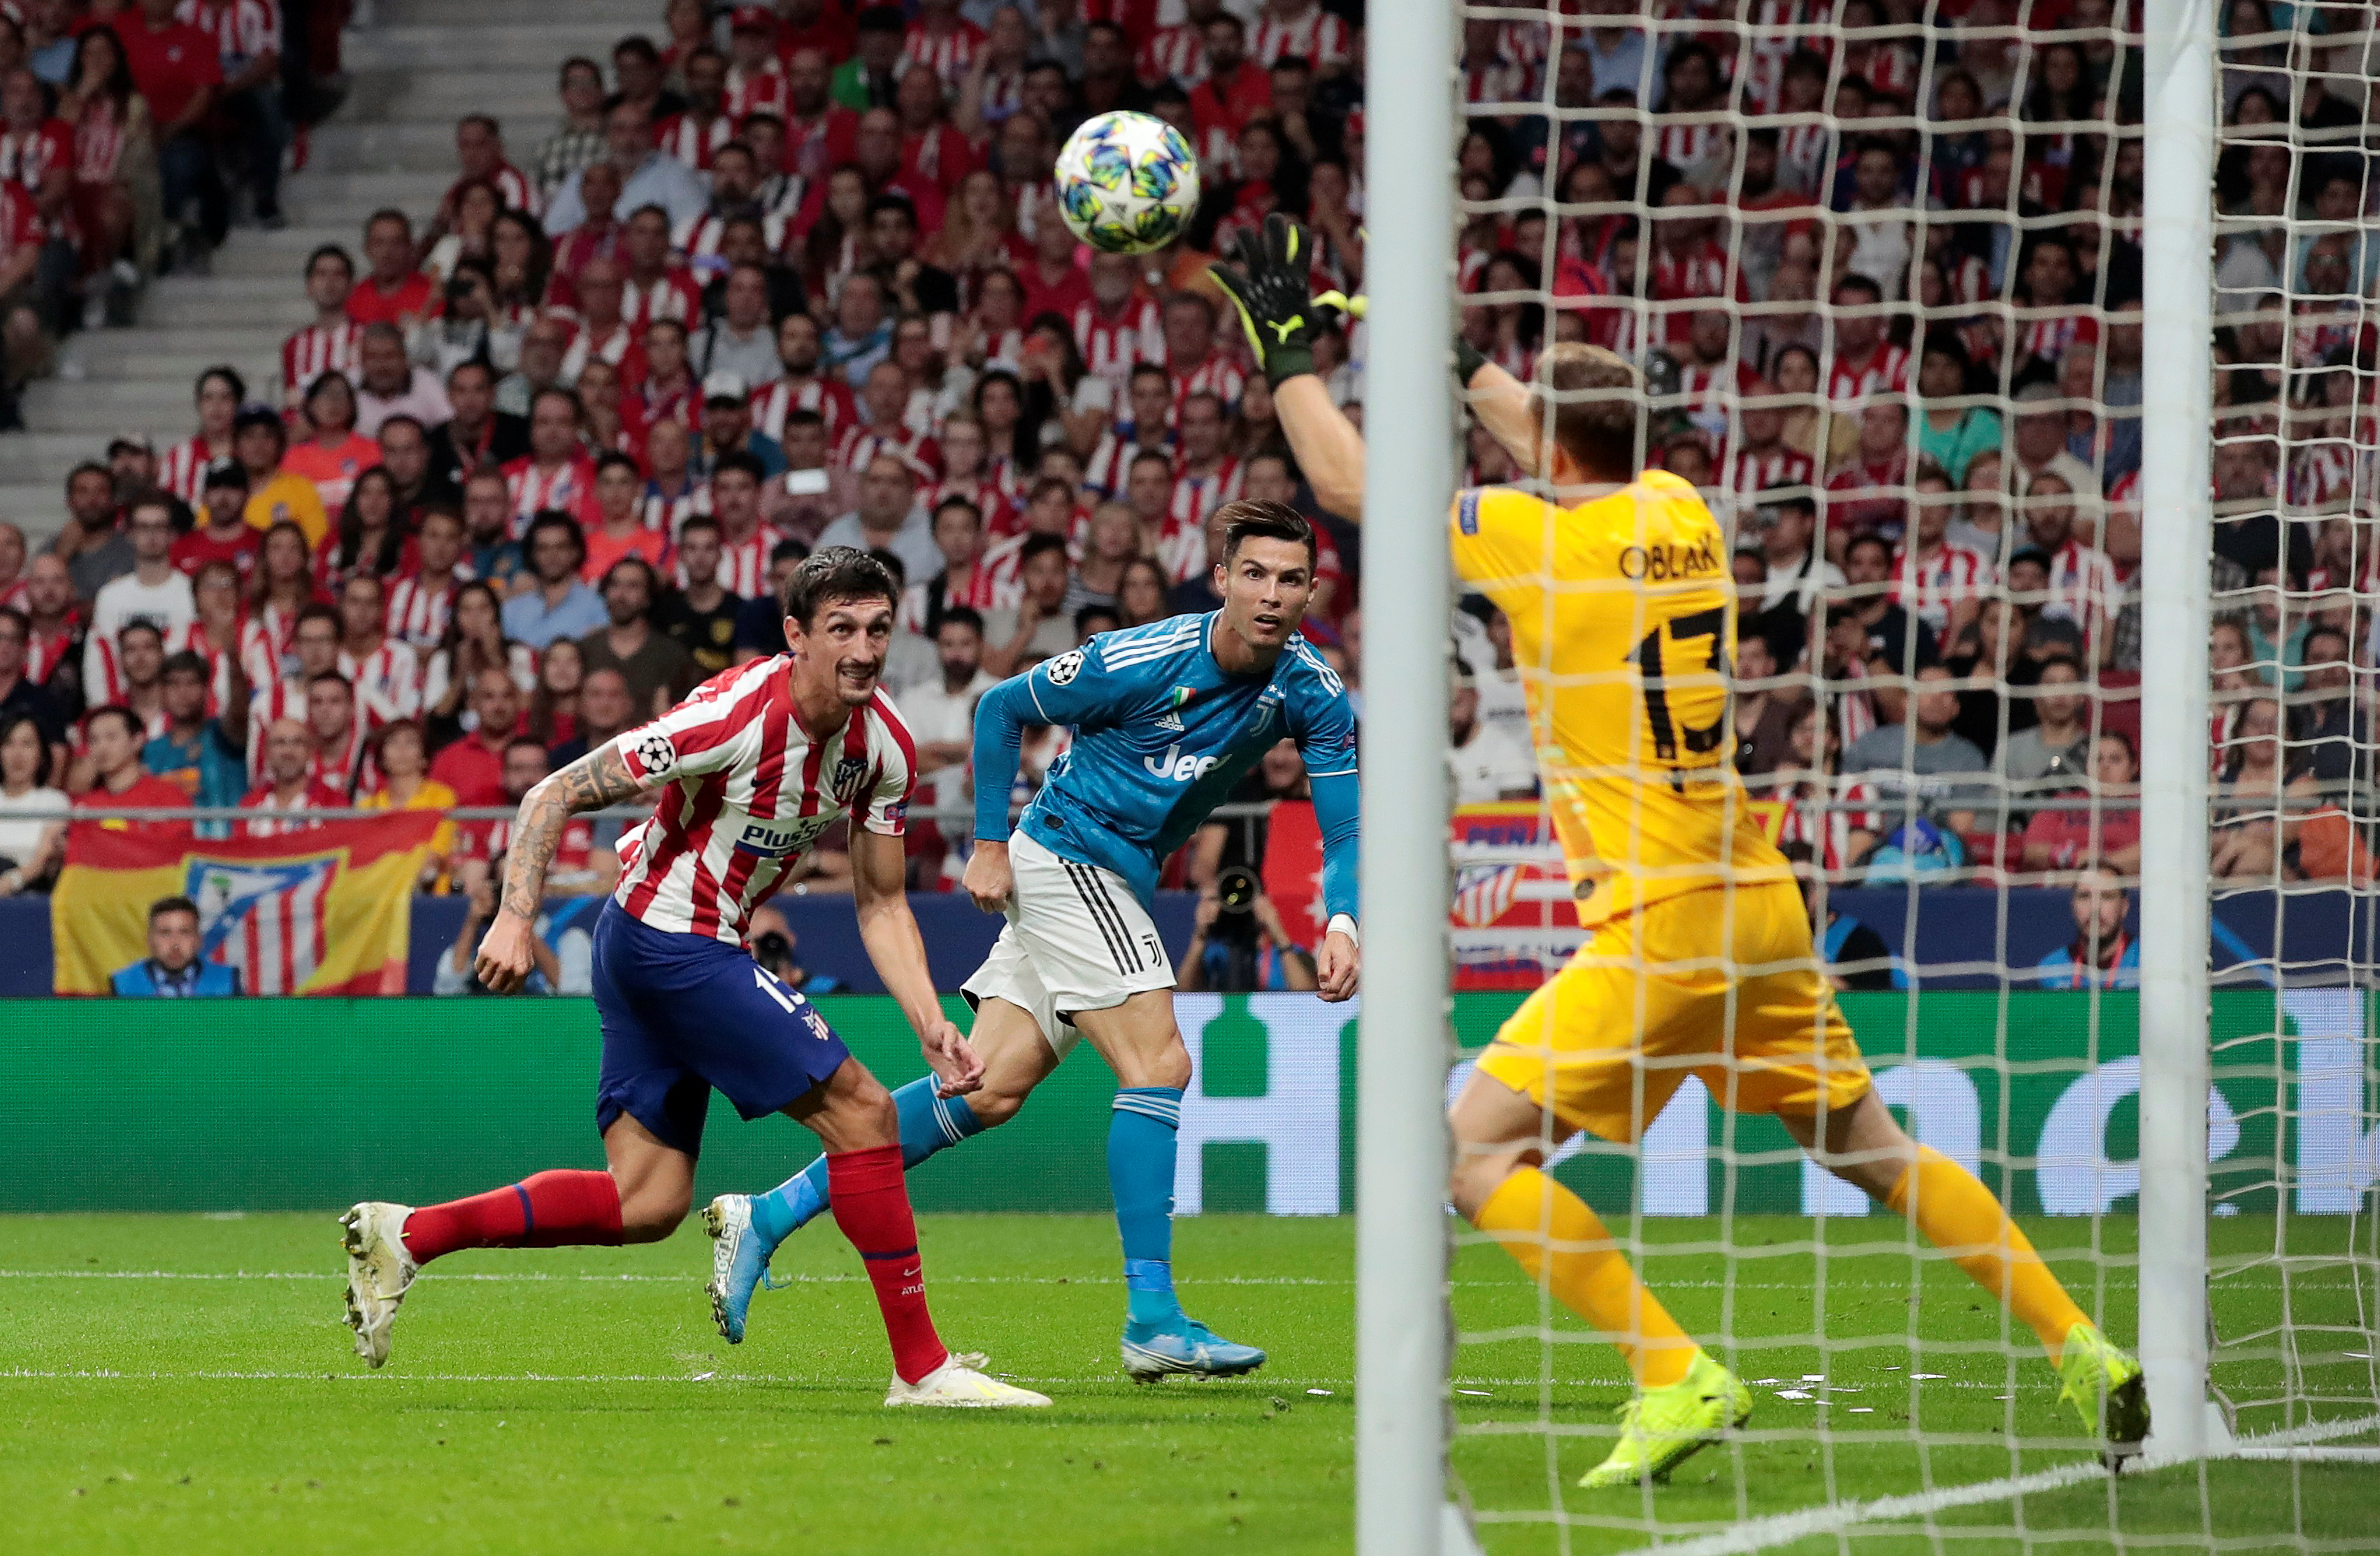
<box><xmin>51</xmin><ymin>813</ymin><xmax>443</xmax><ymax>996</ymax></box>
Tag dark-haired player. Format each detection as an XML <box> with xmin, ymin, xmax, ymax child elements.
<box><xmin>709</xmin><ymin>501</ymin><xmax>1361</xmax><ymax>1381</ymax></box>
<box><xmin>1212</xmin><ymin>213</ymin><xmax>2146</xmax><ymax>1484</ymax></box>
<box><xmin>340</xmin><ymin>547</ymin><xmax>1047</xmax><ymax>1408</ymax></box>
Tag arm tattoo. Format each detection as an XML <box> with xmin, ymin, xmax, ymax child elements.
<box><xmin>498</xmin><ymin>744</ymin><xmax>647</xmax><ymax>920</ymax></box>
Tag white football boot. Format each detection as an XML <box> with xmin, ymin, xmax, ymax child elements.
<box><xmin>884</xmin><ymin>1351</ymin><xmax>1052</xmax><ymax>1408</ymax></box>
<box><xmin>340</xmin><ymin>1201</ymin><xmax>420</xmax><ymax>1368</ymax></box>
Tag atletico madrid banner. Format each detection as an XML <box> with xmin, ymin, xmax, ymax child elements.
<box><xmin>50</xmin><ymin>814</ymin><xmax>443</xmax><ymax>996</ymax></box>
<box><xmin>1263</xmin><ymin>800</ymin><xmax>1582</xmax><ymax>992</ymax></box>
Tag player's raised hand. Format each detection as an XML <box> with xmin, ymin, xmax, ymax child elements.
<box><xmin>1316</xmin><ymin>927</ymin><xmax>1360</xmax><ymax>1003</ymax></box>
<box><xmin>1207</xmin><ymin>212</ymin><xmax>1321</xmax><ymax>389</ymax></box>
<box><xmin>921</xmin><ymin>1018</ymin><xmax>985</xmax><ymax>1097</ymax></box>
<box><xmin>963</xmin><ymin>839</ymin><xmax>1013</xmax><ymax>913</ymax></box>
<box><xmin>473</xmin><ymin>910</ymin><xmax>538</xmax><ymax>994</ymax></box>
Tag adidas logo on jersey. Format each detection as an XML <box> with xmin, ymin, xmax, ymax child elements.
<box><xmin>1156</xmin><ymin>709</ymin><xmax>1184</xmax><ymax>733</ymax></box>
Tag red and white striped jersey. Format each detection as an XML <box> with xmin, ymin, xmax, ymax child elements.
<box><xmin>239</xmin><ymin>779</ymin><xmax>347</xmax><ymax>838</ymax></box>
<box><xmin>657</xmin><ymin>112</ymin><xmax>736</xmax><ymax>172</ymax></box>
<box><xmin>157</xmin><ymin>434</ymin><xmax>231</xmax><ymax>503</ymax></box>
<box><xmin>338</xmin><ymin>638</ymin><xmax>422</xmax><ymax>729</ymax></box>
<box><xmin>71</xmin><ymin>97</ymin><xmax>128</xmax><ymax>184</ymax></box>
<box><xmin>902</xmin><ymin>122</ymin><xmax>975</xmax><ymax>194</ymax></box>
<box><xmin>1769</xmin><ymin>776</ymin><xmax>1882</xmax><ymax>876</ymax></box>
<box><xmin>0</xmin><ymin>178</ymin><xmax>43</xmax><ymax>271</ymax></box>
<box><xmin>901</xmin><ymin>19</ymin><xmax>985</xmax><ymax>87</ymax></box>
<box><xmin>1169</xmin><ymin>356</ymin><xmax>1245</xmax><ymax>416</ymax></box>
<box><xmin>674</xmin><ymin>210</ymin><xmax>788</xmax><ymax>262</ymax></box>
<box><xmin>244</xmin><ymin>681</ymin><xmax>369</xmax><ymax>792</ymax></box>
<box><xmin>1824</xmin><ymin>341</ymin><xmax>1909</xmax><ymax>408</ymax></box>
<box><xmin>1649</xmin><ymin>121</ymin><xmax>1728</xmax><ymax>173</ymax></box>
<box><xmin>643</xmin><ymin>479</ymin><xmax>712</xmax><ymax>542</ymax></box>
<box><xmin>1891</xmin><ymin>542</ymin><xmax>1995</xmax><ymax>632</ymax></box>
<box><xmin>2042</xmin><ymin>540</ymin><xmax>2123</xmax><ymax>629</ymax></box>
<box><xmin>503</xmin><ymin>454</ymin><xmax>601</xmax><ymax>534</ymax></box>
<box><xmin>834</xmin><ymin>422</ymin><xmax>940</xmax><ymax>478</ymax></box>
<box><xmin>484</xmin><ymin>162</ymin><xmax>540</xmax><ymax>217</ymax></box>
<box><xmin>1163</xmin><ymin>459</ymin><xmax>1242</xmax><ymax>573</ymax></box>
<box><xmin>1724</xmin><ymin>444</ymin><xmax>1816</xmax><ymax>508</ymax></box>
<box><xmin>177</xmin><ymin>0</ymin><xmax>281</xmax><ymax>66</ymax></box>
<box><xmin>385</xmin><ymin>572</ymin><xmax>455</xmax><ymax>649</ymax></box>
<box><xmin>611</xmin><ymin>659</ymin><xmax>919</xmax><ymax>943</ymax></box>
<box><xmin>1138</xmin><ymin>22</ymin><xmax>1206</xmax><ymax>86</ymax></box>
<box><xmin>621</xmin><ymin>268</ymin><xmax>705</xmax><ymax>329</ymax></box>
<box><xmin>283</xmin><ymin>321</ymin><xmax>364</xmax><ymax>406</ymax></box>
<box><xmin>750</xmin><ymin>372</ymin><xmax>856</xmax><ymax>443</ymax></box>
<box><xmin>704</xmin><ymin>523</ymin><xmax>787</xmax><ymax>599</ymax></box>
<box><xmin>2014</xmin><ymin>311</ymin><xmax>2100</xmax><ymax>372</ymax></box>
<box><xmin>1071</xmin><ymin>295</ymin><xmax>1163</xmax><ymax>389</ymax></box>
<box><xmin>1081</xmin><ymin>431</ymin><xmax>1173</xmax><ymax>499</ymax></box>
<box><xmin>978</xmin><ymin>525</ymin><xmax>1084</xmax><ymax>597</ymax></box>
<box><xmin>0</xmin><ymin>118</ymin><xmax>75</xmax><ymax>211</ymax></box>
<box><xmin>1823</xmin><ymin>450</ymin><xmax>1909</xmax><ymax>534</ymax></box>
<box><xmin>26</xmin><ymin>621</ymin><xmax>73</xmax><ymax>685</ymax></box>
<box><xmin>924</xmin><ymin>473</ymin><xmax>1016</xmax><ymax>534</ymax></box>
<box><xmin>558</xmin><ymin>317</ymin><xmax>636</xmax><ymax>385</ymax></box>
<box><xmin>2288</xmin><ymin>440</ymin><xmax>2358</xmax><ymax>509</ymax></box>
<box><xmin>1248</xmin><ymin>5</ymin><xmax>1352</xmax><ymax>69</ymax></box>
<box><xmin>1461</xmin><ymin>50</ymin><xmax>1533</xmax><ymax>108</ymax></box>
<box><xmin>724</xmin><ymin>60</ymin><xmax>789</xmax><ymax>120</ymax></box>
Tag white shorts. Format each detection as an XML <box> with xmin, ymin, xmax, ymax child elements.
<box><xmin>960</xmin><ymin>831</ymin><xmax>1175</xmax><ymax>1058</ymax></box>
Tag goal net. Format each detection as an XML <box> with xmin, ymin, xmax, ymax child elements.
<box><xmin>1363</xmin><ymin>0</ymin><xmax>2380</xmax><ymax>1549</ymax></box>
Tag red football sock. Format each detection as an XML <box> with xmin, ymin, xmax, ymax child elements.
<box><xmin>828</xmin><ymin>1144</ymin><xmax>949</xmax><ymax>1385</ymax></box>
<box><xmin>400</xmin><ymin>1170</ymin><xmax>624</xmax><ymax>1264</ymax></box>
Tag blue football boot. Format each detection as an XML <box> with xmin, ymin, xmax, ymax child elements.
<box><xmin>1120</xmin><ymin>1315</ymin><xmax>1268</xmax><ymax>1381</ymax></box>
<box><xmin>701</xmin><ymin>1194</ymin><xmax>777</xmax><ymax>1344</ymax></box>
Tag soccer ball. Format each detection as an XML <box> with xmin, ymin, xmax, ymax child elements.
<box><xmin>1054</xmin><ymin>110</ymin><xmax>1201</xmax><ymax>255</ymax></box>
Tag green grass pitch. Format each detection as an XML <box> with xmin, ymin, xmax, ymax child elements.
<box><xmin>1</xmin><ymin>1213</ymin><xmax>2372</xmax><ymax>1554</ymax></box>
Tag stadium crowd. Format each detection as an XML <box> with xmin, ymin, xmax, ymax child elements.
<box><xmin>0</xmin><ymin>0</ymin><xmax>350</xmax><ymax>427</ymax></box>
<box><xmin>0</xmin><ymin>0</ymin><xmax>2367</xmax><ymax>957</ymax></box>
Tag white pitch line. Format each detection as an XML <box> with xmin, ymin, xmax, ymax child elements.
<box><xmin>1607</xmin><ymin>1413</ymin><xmax>2380</xmax><ymax>1556</ymax></box>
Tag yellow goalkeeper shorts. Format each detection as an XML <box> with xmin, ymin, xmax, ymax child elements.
<box><xmin>1472</xmin><ymin>880</ymin><xmax>1871</xmax><ymax>1145</ymax></box>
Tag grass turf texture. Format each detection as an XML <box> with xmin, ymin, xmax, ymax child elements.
<box><xmin>0</xmin><ymin>1213</ymin><xmax>2370</xmax><ymax>1555</ymax></box>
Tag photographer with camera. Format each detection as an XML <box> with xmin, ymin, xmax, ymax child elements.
<box><xmin>1177</xmin><ymin>864</ymin><xmax>1320</xmax><ymax>994</ymax></box>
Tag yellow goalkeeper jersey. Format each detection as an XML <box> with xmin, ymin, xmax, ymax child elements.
<box><xmin>1448</xmin><ymin>470</ymin><xmax>1789</xmax><ymax>929</ymax></box>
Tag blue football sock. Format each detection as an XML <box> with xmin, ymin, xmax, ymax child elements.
<box><xmin>1110</xmin><ymin>1086</ymin><xmax>1185</xmax><ymax>1327</ymax></box>
<box><xmin>749</xmin><ymin>1077</ymin><xmax>982</xmax><ymax>1248</ymax></box>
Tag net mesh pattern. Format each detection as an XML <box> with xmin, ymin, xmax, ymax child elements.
<box><xmin>1435</xmin><ymin>1</ymin><xmax>2380</xmax><ymax>1546</ymax></box>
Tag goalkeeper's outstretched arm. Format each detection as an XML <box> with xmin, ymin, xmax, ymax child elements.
<box><xmin>1211</xmin><ymin>213</ymin><xmax>1550</xmax><ymax>522</ymax></box>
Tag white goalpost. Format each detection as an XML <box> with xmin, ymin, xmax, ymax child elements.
<box><xmin>1354</xmin><ymin>0</ymin><xmax>1459</xmax><ymax>1550</ymax></box>
<box><xmin>1354</xmin><ymin>0</ymin><xmax>2380</xmax><ymax>1550</ymax></box>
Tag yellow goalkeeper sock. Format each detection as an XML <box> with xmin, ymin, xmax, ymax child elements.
<box><xmin>1475</xmin><ymin>1166</ymin><xmax>1698</xmax><ymax>1388</ymax></box>
<box><xmin>1887</xmin><ymin>1146</ymin><xmax>2088</xmax><ymax>1357</ymax></box>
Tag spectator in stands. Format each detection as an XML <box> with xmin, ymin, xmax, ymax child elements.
<box><xmin>436</xmin><ymin>864</ymin><xmax>561</xmax><ymax>996</ymax></box>
<box><xmin>1841</xmin><ymin>664</ymin><xmax>1990</xmax><ymax>838</ymax></box>
<box><xmin>1744</xmin><ymin>492</ymin><xmax>1842</xmax><ymax>660</ymax></box>
<box><xmin>428</xmin><ymin>664</ymin><xmax>526</xmax><ymax>808</ymax></box>
<box><xmin>1998</xmin><ymin>656</ymin><xmax>2093</xmax><ymax>804</ymax></box>
<box><xmin>1449</xmin><ymin>659</ymin><xmax>1535</xmax><ymax>806</ymax></box>
<box><xmin>1782</xmin><ymin>840</ymin><xmax>1900</xmax><ymax>992</ymax></box>
<box><xmin>357</xmin><ymin>718</ymin><xmax>457</xmax><ymax>891</ymax></box>
<box><xmin>422</xmin><ymin>580</ymin><xmax>531</xmax><ymax>743</ymax></box>
<box><xmin>817</xmin><ymin>450</ymin><xmax>938</xmax><ymax>580</ymax></box>
<box><xmin>85</xmin><ymin>494</ymin><xmax>195</xmax><ymax>695</ymax></box>
<box><xmin>240</xmin><ymin>715</ymin><xmax>343</xmax><ymax>834</ymax></box>
<box><xmin>1729</xmin><ymin>631</ymin><xmax>1800</xmax><ymax>781</ymax></box>
<box><xmin>2033</xmin><ymin>864</ymin><xmax>2139</xmax><ymax>990</ymax></box>
<box><xmin>72</xmin><ymin>705</ymin><xmax>192</xmax><ymax>838</ymax></box>
<box><xmin>0</xmin><ymin>706</ymin><xmax>64</xmax><ymax>895</ymax></box>
<box><xmin>116</xmin><ymin>0</ymin><xmax>225</xmax><ymax>262</ymax></box>
<box><xmin>54</xmin><ymin>459</ymin><xmax>134</xmax><ymax>599</ymax></box>
<box><xmin>579</xmin><ymin>557</ymin><xmax>694</xmax><ymax>717</ymax></box>
<box><xmin>531</xmin><ymin>57</ymin><xmax>609</xmax><ymax>200</ymax></box>
<box><xmin>110</xmin><ymin>894</ymin><xmax>238</xmax><ymax>997</ymax></box>
<box><xmin>143</xmin><ymin>648</ymin><xmax>245</xmax><ymax>811</ymax></box>
<box><xmin>235</xmin><ymin>408</ymin><xmax>329</xmax><ymax>548</ymax></box>
<box><xmin>1841</xmin><ymin>529</ymin><xmax>1935</xmax><ymax>674</ymax></box>
<box><xmin>429</xmin><ymin>362</ymin><xmax>530</xmax><ymax>493</ymax></box>
<box><xmin>547</xmin><ymin>666</ymin><xmax>634</xmax><ymax>769</ymax></box>
<box><xmin>652</xmin><ymin>515</ymin><xmax>741</xmax><ymax>679</ymax></box>
<box><xmin>176</xmin><ymin>462</ymin><xmax>259</xmax><ymax>578</ymax></box>
<box><xmin>2021</xmin><ymin>730</ymin><xmax>2142</xmax><ymax>875</ymax></box>
<box><xmin>501</xmin><ymin>513</ymin><xmax>606</xmax><ymax>651</ymax></box>
<box><xmin>544</xmin><ymin>98</ymin><xmax>705</xmax><ymax>236</ymax></box>
<box><xmin>348</xmin><ymin>208</ymin><xmax>433</xmax><ymax>329</ymax></box>
<box><xmin>354</xmin><ymin>324</ymin><xmax>452</xmax><ymax>438</ymax></box>
<box><xmin>980</xmin><ymin>532</ymin><xmax>1076</xmax><ymax>678</ymax></box>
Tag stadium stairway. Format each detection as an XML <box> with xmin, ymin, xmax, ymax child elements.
<box><xmin>5</xmin><ymin>0</ymin><xmax>649</xmax><ymax>541</ymax></box>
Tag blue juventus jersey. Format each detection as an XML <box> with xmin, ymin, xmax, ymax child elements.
<box><xmin>973</xmin><ymin>612</ymin><xmax>1361</xmax><ymax>915</ymax></box>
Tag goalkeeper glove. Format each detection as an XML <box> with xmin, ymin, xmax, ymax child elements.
<box><xmin>1208</xmin><ymin>213</ymin><xmax>1326</xmax><ymax>389</ymax></box>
